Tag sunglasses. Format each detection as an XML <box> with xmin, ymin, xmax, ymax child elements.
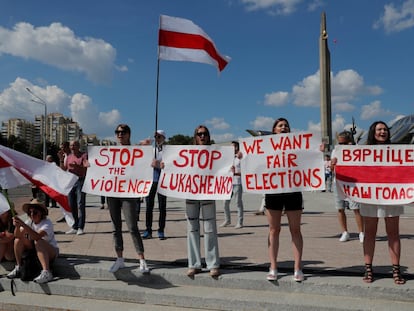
<box><xmin>197</xmin><ymin>132</ymin><xmax>208</xmax><ymax>137</ymax></box>
<box><xmin>154</xmin><ymin>135</ymin><xmax>163</xmax><ymax>139</ymax></box>
<box><xmin>28</xmin><ymin>210</ymin><xmax>39</xmax><ymax>216</ymax></box>
<box><xmin>115</xmin><ymin>130</ymin><xmax>128</xmax><ymax>135</ymax></box>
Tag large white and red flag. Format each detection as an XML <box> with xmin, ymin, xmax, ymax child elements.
<box><xmin>0</xmin><ymin>145</ymin><xmax>78</xmax><ymax>212</ymax></box>
<box><xmin>158</xmin><ymin>15</ymin><xmax>231</xmax><ymax>72</ymax></box>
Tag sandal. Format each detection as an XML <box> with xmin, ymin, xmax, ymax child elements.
<box><xmin>392</xmin><ymin>264</ymin><xmax>406</xmax><ymax>285</ymax></box>
<box><xmin>363</xmin><ymin>263</ymin><xmax>374</xmax><ymax>283</ymax></box>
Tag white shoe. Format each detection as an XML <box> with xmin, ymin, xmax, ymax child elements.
<box><xmin>139</xmin><ymin>259</ymin><xmax>150</xmax><ymax>274</ymax></box>
<box><xmin>234</xmin><ymin>223</ymin><xmax>243</xmax><ymax>229</ymax></box>
<box><xmin>76</xmin><ymin>229</ymin><xmax>85</xmax><ymax>235</ymax></box>
<box><xmin>34</xmin><ymin>270</ymin><xmax>53</xmax><ymax>284</ymax></box>
<box><xmin>339</xmin><ymin>231</ymin><xmax>350</xmax><ymax>242</ymax></box>
<box><xmin>359</xmin><ymin>232</ymin><xmax>364</xmax><ymax>243</ymax></box>
<box><xmin>266</xmin><ymin>269</ymin><xmax>277</xmax><ymax>281</ymax></box>
<box><xmin>109</xmin><ymin>258</ymin><xmax>125</xmax><ymax>273</ymax></box>
<box><xmin>65</xmin><ymin>228</ymin><xmax>77</xmax><ymax>235</ymax></box>
<box><xmin>7</xmin><ymin>266</ymin><xmax>21</xmax><ymax>279</ymax></box>
<box><xmin>219</xmin><ymin>221</ymin><xmax>231</xmax><ymax>227</ymax></box>
<box><xmin>293</xmin><ymin>270</ymin><xmax>304</xmax><ymax>282</ymax></box>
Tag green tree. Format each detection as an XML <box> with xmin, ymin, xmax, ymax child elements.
<box><xmin>168</xmin><ymin>134</ymin><xmax>193</xmax><ymax>145</ymax></box>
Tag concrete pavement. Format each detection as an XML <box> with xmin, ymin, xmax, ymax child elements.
<box><xmin>1</xmin><ymin>186</ymin><xmax>413</xmax><ymax>310</ymax></box>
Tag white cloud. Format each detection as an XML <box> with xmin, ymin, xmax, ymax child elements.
<box><xmin>212</xmin><ymin>132</ymin><xmax>234</xmax><ymax>143</ymax></box>
<box><xmin>290</xmin><ymin>69</ymin><xmax>382</xmax><ymax>108</ymax></box>
<box><xmin>360</xmin><ymin>100</ymin><xmax>392</xmax><ymax>120</ymax></box>
<box><xmin>241</xmin><ymin>0</ymin><xmax>302</xmax><ymax>15</ymax></box>
<box><xmin>0</xmin><ymin>78</ymin><xmax>122</xmax><ymax>138</ymax></box>
<box><xmin>250</xmin><ymin>116</ymin><xmax>274</xmax><ymax>130</ymax></box>
<box><xmin>205</xmin><ymin>117</ymin><xmax>230</xmax><ymax>130</ymax></box>
<box><xmin>373</xmin><ymin>0</ymin><xmax>414</xmax><ymax>33</ymax></box>
<box><xmin>0</xmin><ymin>78</ymin><xmax>68</xmax><ymax>123</ymax></box>
<box><xmin>307</xmin><ymin>0</ymin><xmax>324</xmax><ymax>11</ymax></box>
<box><xmin>264</xmin><ymin>91</ymin><xmax>289</xmax><ymax>106</ymax></box>
<box><xmin>335</xmin><ymin>102</ymin><xmax>355</xmax><ymax>112</ymax></box>
<box><xmin>0</xmin><ymin>22</ymin><xmax>116</xmax><ymax>84</ymax></box>
<box><xmin>291</xmin><ymin>72</ymin><xmax>320</xmax><ymax>106</ymax></box>
<box><xmin>69</xmin><ymin>93</ymin><xmax>121</xmax><ymax>135</ymax></box>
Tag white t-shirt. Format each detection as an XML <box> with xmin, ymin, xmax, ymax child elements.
<box><xmin>25</xmin><ymin>218</ymin><xmax>59</xmax><ymax>250</ymax></box>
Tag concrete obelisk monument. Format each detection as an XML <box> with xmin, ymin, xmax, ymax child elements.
<box><xmin>320</xmin><ymin>12</ymin><xmax>332</xmax><ymax>152</ymax></box>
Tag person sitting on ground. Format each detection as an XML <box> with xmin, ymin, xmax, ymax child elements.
<box><xmin>7</xmin><ymin>199</ymin><xmax>59</xmax><ymax>284</ymax></box>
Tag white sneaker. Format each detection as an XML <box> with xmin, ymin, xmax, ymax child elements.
<box><xmin>219</xmin><ymin>221</ymin><xmax>231</xmax><ymax>227</ymax></box>
<box><xmin>109</xmin><ymin>258</ymin><xmax>125</xmax><ymax>273</ymax></box>
<box><xmin>359</xmin><ymin>232</ymin><xmax>365</xmax><ymax>243</ymax></box>
<box><xmin>293</xmin><ymin>270</ymin><xmax>304</xmax><ymax>282</ymax></box>
<box><xmin>76</xmin><ymin>229</ymin><xmax>85</xmax><ymax>235</ymax></box>
<box><xmin>65</xmin><ymin>228</ymin><xmax>77</xmax><ymax>235</ymax></box>
<box><xmin>139</xmin><ymin>259</ymin><xmax>150</xmax><ymax>274</ymax></box>
<box><xmin>266</xmin><ymin>269</ymin><xmax>277</xmax><ymax>281</ymax></box>
<box><xmin>234</xmin><ymin>223</ymin><xmax>243</xmax><ymax>229</ymax></box>
<box><xmin>33</xmin><ymin>270</ymin><xmax>53</xmax><ymax>284</ymax></box>
<box><xmin>7</xmin><ymin>266</ymin><xmax>21</xmax><ymax>279</ymax></box>
<box><xmin>339</xmin><ymin>231</ymin><xmax>350</xmax><ymax>242</ymax></box>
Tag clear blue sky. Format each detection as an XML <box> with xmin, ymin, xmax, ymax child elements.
<box><xmin>1</xmin><ymin>0</ymin><xmax>413</xmax><ymax>144</ymax></box>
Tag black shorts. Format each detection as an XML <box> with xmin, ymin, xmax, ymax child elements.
<box><xmin>265</xmin><ymin>192</ymin><xmax>303</xmax><ymax>211</ymax></box>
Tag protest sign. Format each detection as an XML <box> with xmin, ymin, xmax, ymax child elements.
<box><xmin>83</xmin><ymin>146</ymin><xmax>153</xmax><ymax>198</ymax></box>
<box><xmin>240</xmin><ymin>132</ymin><xmax>324</xmax><ymax>194</ymax></box>
<box><xmin>158</xmin><ymin>145</ymin><xmax>234</xmax><ymax>200</ymax></box>
<box><xmin>335</xmin><ymin>145</ymin><xmax>414</xmax><ymax>205</ymax></box>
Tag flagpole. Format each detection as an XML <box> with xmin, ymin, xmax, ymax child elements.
<box><xmin>154</xmin><ymin>16</ymin><xmax>162</xmax><ymax>157</ymax></box>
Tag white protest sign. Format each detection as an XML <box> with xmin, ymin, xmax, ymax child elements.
<box><xmin>158</xmin><ymin>145</ymin><xmax>234</xmax><ymax>200</ymax></box>
<box><xmin>335</xmin><ymin>145</ymin><xmax>414</xmax><ymax>205</ymax></box>
<box><xmin>83</xmin><ymin>146</ymin><xmax>153</xmax><ymax>198</ymax></box>
<box><xmin>240</xmin><ymin>132</ymin><xmax>325</xmax><ymax>194</ymax></box>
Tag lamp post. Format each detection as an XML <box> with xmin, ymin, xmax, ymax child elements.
<box><xmin>26</xmin><ymin>88</ymin><xmax>47</xmax><ymax>160</ymax></box>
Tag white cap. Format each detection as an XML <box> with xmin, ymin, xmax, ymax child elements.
<box><xmin>156</xmin><ymin>130</ymin><xmax>166</xmax><ymax>138</ymax></box>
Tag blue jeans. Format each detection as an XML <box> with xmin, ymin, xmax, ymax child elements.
<box><xmin>186</xmin><ymin>200</ymin><xmax>220</xmax><ymax>269</ymax></box>
<box><xmin>68</xmin><ymin>178</ymin><xmax>86</xmax><ymax>230</ymax></box>
<box><xmin>107</xmin><ymin>197</ymin><xmax>144</xmax><ymax>254</ymax></box>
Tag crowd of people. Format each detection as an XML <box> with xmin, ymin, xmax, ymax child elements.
<box><xmin>0</xmin><ymin>119</ymin><xmax>408</xmax><ymax>286</ymax></box>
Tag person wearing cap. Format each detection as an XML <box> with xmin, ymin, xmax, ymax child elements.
<box><xmin>0</xmin><ymin>192</ymin><xmax>15</xmax><ymax>262</ymax></box>
<box><xmin>7</xmin><ymin>199</ymin><xmax>59</xmax><ymax>284</ymax></box>
<box><xmin>142</xmin><ymin>130</ymin><xmax>168</xmax><ymax>240</ymax></box>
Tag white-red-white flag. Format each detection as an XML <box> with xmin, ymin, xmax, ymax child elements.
<box><xmin>0</xmin><ymin>145</ymin><xmax>78</xmax><ymax>212</ymax></box>
<box><xmin>158</xmin><ymin>15</ymin><xmax>231</xmax><ymax>72</ymax></box>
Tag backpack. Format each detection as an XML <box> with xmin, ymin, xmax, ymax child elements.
<box><xmin>20</xmin><ymin>249</ymin><xmax>42</xmax><ymax>281</ymax></box>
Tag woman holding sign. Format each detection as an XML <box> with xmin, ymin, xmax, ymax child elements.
<box><xmin>265</xmin><ymin>118</ymin><xmax>304</xmax><ymax>282</ymax></box>
<box><xmin>360</xmin><ymin>121</ymin><xmax>405</xmax><ymax>285</ymax></box>
<box><xmin>106</xmin><ymin>124</ymin><xmax>149</xmax><ymax>274</ymax></box>
<box><xmin>185</xmin><ymin>125</ymin><xmax>220</xmax><ymax>278</ymax></box>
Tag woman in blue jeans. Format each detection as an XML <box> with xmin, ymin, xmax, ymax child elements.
<box><xmin>185</xmin><ymin>125</ymin><xmax>220</xmax><ymax>278</ymax></box>
<box><xmin>107</xmin><ymin>124</ymin><xmax>149</xmax><ymax>274</ymax></box>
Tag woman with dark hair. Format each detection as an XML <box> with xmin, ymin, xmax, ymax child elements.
<box><xmin>185</xmin><ymin>125</ymin><xmax>220</xmax><ymax>278</ymax></box>
<box><xmin>265</xmin><ymin>118</ymin><xmax>304</xmax><ymax>282</ymax></box>
<box><xmin>360</xmin><ymin>121</ymin><xmax>405</xmax><ymax>285</ymax></box>
<box><xmin>106</xmin><ymin>124</ymin><xmax>149</xmax><ymax>274</ymax></box>
<box><xmin>7</xmin><ymin>199</ymin><xmax>58</xmax><ymax>283</ymax></box>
